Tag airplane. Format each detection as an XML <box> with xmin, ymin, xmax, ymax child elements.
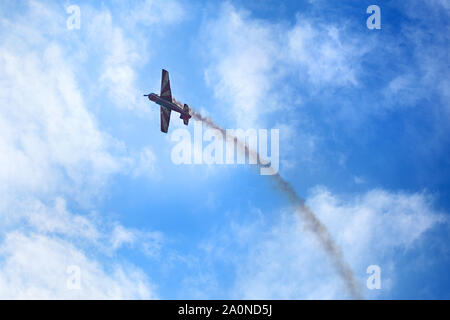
<box><xmin>144</xmin><ymin>69</ymin><xmax>191</xmax><ymax>133</ymax></box>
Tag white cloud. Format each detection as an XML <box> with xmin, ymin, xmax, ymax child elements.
<box><xmin>203</xmin><ymin>4</ymin><xmax>279</xmax><ymax>127</ymax></box>
<box><xmin>202</xmin><ymin>4</ymin><xmax>366</xmax><ymax>171</ymax></box>
<box><xmin>287</xmin><ymin>21</ymin><xmax>363</xmax><ymax>86</ymax></box>
<box><xmin>193</xmin><ymin>188</ymin><xmax>445</xmax><ymax>299</ymax></box>
<box><xmin>86</xmin><ymin>1</ymin><xmax>184</xmax><ymax>114</ymax></box>
<box><xmin>306</xmin><ymin>188</ymin><xmax>444</xmax><ymax>255</ymax></box>
<box><xmin>126</xmin><ymin>0</ymin><xmax>184</xmax><ymax>27</ymax></box>
<box><xmin>0</xmin><ymin>193</ymin><xmax>162</xmax><ymax>299</ymax></box>
<box><xmin>131</xmin><ymin>146</ymin><xmax>158</xmax><ymax>178</ymax></box>
<box><xmin>111</xmin><ymin>223</ymin><xmax>163</xmax><ymax>258</ymax></box>
<box><xmin>203</xmin><ymin>1</ymin><xmax>449</xmax><ymax>153</ymax></box>
<box><xmin>19</xmin><ymin>198</ymin><xmax>100</xmax><ymax>240</ymax></box>
<box><xmin>0</xmin><ymin>232</ymin><xmax>155</xmax><ymax>299</ymax></box>
<box><xmin>0</xmin><ymin>1</ymin><xmax>165</xmax><ymax>298</ymax></box>
<box><xmin>379</xmin><ymin>1</ymin><xmax>450</xmax><ymax>113</ymax></box>
<box><xmin>203</xmin><ymin>4</ymin><xmax>365</xmax><ymax>128</ymax></box>
<box><xmin>88</xmin><ymin>10</ymin><xmax>148</xmax><ymax>113</ymax></box>
<box><xmin>0</xmin><ymin>42</ymin><xmax>121</xmax><ymax>200</ymax></box>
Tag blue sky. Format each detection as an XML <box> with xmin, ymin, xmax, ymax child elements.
<box><xmin>0</xmin><ymin>0</ymin><xmax>449</xmax><ymax>299</ymax></box>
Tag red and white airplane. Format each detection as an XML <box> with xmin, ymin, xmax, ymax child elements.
<box><xmin>144</xmin><ymin>69</ymin><xmax>191</xmax><ymax>133</ymax></box>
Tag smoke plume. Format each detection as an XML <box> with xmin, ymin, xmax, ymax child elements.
<box><xmin>173</xmin><ymin>99</ymin><xmax>363</xmax><ymax>299</ymax></box>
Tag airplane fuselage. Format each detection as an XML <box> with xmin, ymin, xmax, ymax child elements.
<box><xmin>147</xmin><ymin>93</ymin><xmax>190</xmax><ymax>117</ymax></box>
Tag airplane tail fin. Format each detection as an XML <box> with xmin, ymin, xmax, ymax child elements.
<box><xmin>180</xmin><ymin>104</ymin><xmax>191</xmax><ymax>125</ymax></box>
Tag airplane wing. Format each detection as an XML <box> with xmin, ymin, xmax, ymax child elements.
<box><xmin>160</xmin><ymin>69</ymin><xmax>172</xmax><ymax>102</ymax></box>
<box><xmin>160</xmin><ymin>107</ymin><xmax>171</xmax><ymax>133</ymax></box>
<box><xmin>160</xmin><ymin>69</ymin><xmax>172</xmax><ymax>133</ymax></box>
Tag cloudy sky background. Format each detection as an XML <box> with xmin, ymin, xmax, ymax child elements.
<box><xmin>0</xmin><ymin>0</ymin><xmax>449</xmax><ymax>299</ymax></box>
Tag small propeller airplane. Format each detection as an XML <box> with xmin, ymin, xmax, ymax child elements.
<box><xmin>144</xmin><ymin>69</ymin><xmax>191</xmax><ymax>133</ymax></box>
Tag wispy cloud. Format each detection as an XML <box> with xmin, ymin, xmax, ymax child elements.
<box><xmin>0</xmin><ymin>231</ymin><xmax>155</xmax><ymax>299</ymax></box>
<box><xmin>189</xmin><ymin>187</ymin><xmax>445</xmax><ymax>299</ymax></box>
<box><xmin>0</xmin><ymin>0</ymin><xmax>168</xmax><ymax>298</ymax></box>
<box><xmin>202</xmin><ymin>3</ymin><xmax>366</xmax><ymax>128</ymax></box>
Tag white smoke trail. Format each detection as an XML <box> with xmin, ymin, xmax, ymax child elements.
<box><xmin>173</xmin><ymin>99</ymin><xmax>363</xmax><ymax>299</ymax></box>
